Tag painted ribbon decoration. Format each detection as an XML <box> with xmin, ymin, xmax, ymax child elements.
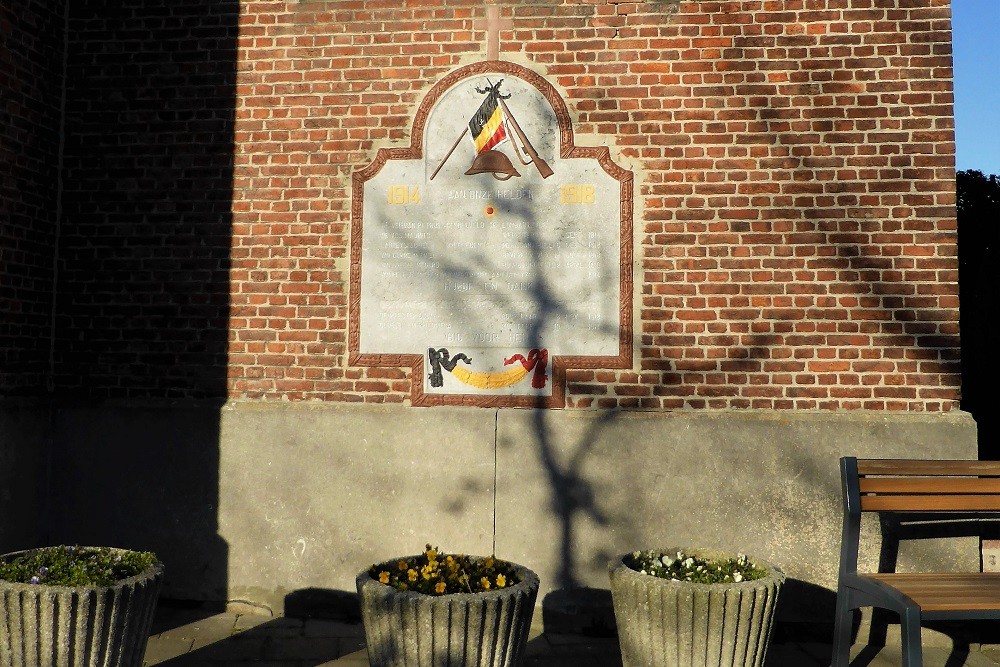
<box><xmin>503</xmin><ymin>348</ymin><xmax>548</xmax><ymax>389</ymax></box>
<box><xmin>427</xmin><ymin>347</ymin><xmax>548</xmax><ymax>390</ymax></box>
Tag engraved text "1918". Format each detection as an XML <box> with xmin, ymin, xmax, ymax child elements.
<box><xmin>561</xmin><ymin>185</ymin><xmax>595</xmax><ymax>204</ymax></box>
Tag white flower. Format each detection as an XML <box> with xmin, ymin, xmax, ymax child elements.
<box><xmin>734</xmin><ymin>572</ymin><xmax>743</xmax><ymax>583</ymax></box>
<box><xmin>683</xmin><ymin>558</ymin><xmax>695</xmax><ymax>568</ymax></box>
<box><xmin>660</xmin><ymin>555</ymin><xmax>674</xmax><ymax>567</ymax></box>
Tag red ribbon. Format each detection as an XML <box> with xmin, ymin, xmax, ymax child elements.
<box><xmin>504</xmin><ymin>348</ymin><xmax>549</xmax><ymax>389</ymax></box>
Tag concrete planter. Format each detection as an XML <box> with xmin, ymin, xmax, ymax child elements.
<box><xmin>357</xmin><ymin>556</ymin><xmax>539</xmax><ymax>667</ymax></box>
<box><xmin>609</xmin><ymin>549</ymin><xmax>783</xmax><ymax>667</ymax></box>
<box><xmin>0</xmin><ymin>548</ymin><xmax>164</xmax><ymax>667</ymax></box>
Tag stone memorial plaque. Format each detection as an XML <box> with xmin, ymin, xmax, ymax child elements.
<box><xmin>350</xmin><ymin>61</ymin><xmax>632</xmax><ymax>407</ymax></box>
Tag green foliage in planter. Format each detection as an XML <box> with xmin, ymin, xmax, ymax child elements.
<box><xmin>369</xmin><ymin>544</ymin><xmax>521</xmax><ymax>596</ymax></box>
<box><xmin>624</xmin><ymin>549</ymin><xmax>767</xmax><ymax>585</ymax></box>
<box><xmin>0</xmin><ymin>546</ymin><xmax>157</xmax><ymax>587</ymax></box>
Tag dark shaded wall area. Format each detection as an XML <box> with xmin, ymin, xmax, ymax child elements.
<box><xmin>1</xmin><ymin>1</ymin><xmax>238</xmax><ymax>598</ymax></box>
<box><xmin>0</xmin><ymin>1</ymin><xmax>67</xmax><ymax>553</ymax></box>
<box><xmin>54</xmin><ymin>0</ymin><xmax>235</xmax><ymax>399</ymax></box>
<box><xmin>0</xmin><ymin>2</ymin><xmax>65</xmax><ymax>395</ymax></box>
<box><xmin>41</xmin><ymin>0</ymin><xmax>238</xmax><ymax>599</ymax></box>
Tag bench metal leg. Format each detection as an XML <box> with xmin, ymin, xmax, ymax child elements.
<box><xmin>830</xmin><ymin>588</ymin><xmax>853</xmax><ymax>667</ymax></box>
<box><xmin>899</xmin><ymin>607</ymin><xmax>923</xmax><ymax>667</ymax></box>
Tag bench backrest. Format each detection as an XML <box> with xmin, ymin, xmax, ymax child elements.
<box><xmin>847</xmin><ymin>457</ymin><xmax>1000</xmax><ymax>513</ymax></box>
<box><xmin>839</xmin><ymin>457</ymin><xmax>1000</xmax><ymax>575</ymax></box>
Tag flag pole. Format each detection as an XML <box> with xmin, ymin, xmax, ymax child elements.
<box><xmin>430</xmin><ymin>127</ymin><xmax>469</xmax><ymax>181</ymax></box>
<box><xmin>497</xmin><ymin>98</ymin><xmax>554</xmax><ymax>179</ymax></box>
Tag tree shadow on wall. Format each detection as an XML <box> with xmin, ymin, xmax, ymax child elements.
<box><xmin>364</xmin><ymin>11</ymin><xmax>969</xmax><ymax>645</ymax></box>
<box><xmin>44</xmin><ymin>1</ymin><xmax>238</xmax><ymax>603</ymax></box>
<box><xmin>382</xmin><ymin>146</ymin><xmax>856</xmax><ymax>637</ymax></box>
<box><xmin>375</xmin><ymin>171</ymin><xmax>627</xmax><ymax>622</ymax></box>
<box><xmin>728</xmin><ymin>44</ymin><xmax>964</xmax><ymax>415</ymax></box>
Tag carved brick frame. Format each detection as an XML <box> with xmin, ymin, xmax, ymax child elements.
<box><xmin>349</xmin><ymin>60</ymin><xmax>633</xmax><ymax>408</ymax></box>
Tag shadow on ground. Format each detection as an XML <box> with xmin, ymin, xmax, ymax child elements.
<box><xmin>144</xmin><ymin>582</ymin><xmax>1000</xmax><ymax>667</ymax></box>
<box><xmin>145</xmin><ymin>596</ymin><xmax>363</xmax><ymax>667</ymax></box>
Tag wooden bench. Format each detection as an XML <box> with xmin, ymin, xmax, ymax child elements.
<box><xmin>832</xmin><ymin>457</ymin><xmax>1000</xmax><ymax>666</ymax></box>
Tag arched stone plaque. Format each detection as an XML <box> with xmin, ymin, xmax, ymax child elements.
<box><xmin>350</xmin><ymin>61</ymin><xmax>632</xmax><ymax>407</ymax></box>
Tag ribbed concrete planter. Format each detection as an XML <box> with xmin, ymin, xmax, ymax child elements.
<box><xmin>357</xmin><ymin>556</ymin><xmax>539</xmax><ymax>667</ymax></box>
<box><xmin>609</xmin><ymin>549</ymin><xmax>784</xmax><ymax>667</ymax></box>
<box><xmin>0</xmin><ymin>548</ymin><xmax>164</xmax><ymax>667</ymax></box>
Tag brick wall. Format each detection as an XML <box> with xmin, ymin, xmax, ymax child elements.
<box><xmin>50</xmin><ymin>0</ymin><xmax>959</xmax><ymax>411</ymax></box>
<box><xmin>229</xmin><ymin>0</ymin><xmax>958</xmax><ymax>410</ymax></box>
<box><xmin>55</xmin><ymin>1</ymin><xmax>238</xmax><ymax>398</ymax></box>
<box><xmin>0</xmin><ymin>2</ymin><xmax>66</xmax><ymax>395</ymax></box>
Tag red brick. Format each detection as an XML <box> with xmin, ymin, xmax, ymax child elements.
<box><xmin>16</xmin><ymin>0</ymin><xmax>957</xmax><ymax>410</ymax></box>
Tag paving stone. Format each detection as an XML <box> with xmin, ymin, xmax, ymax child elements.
<box><xmin>226</xmin><ymin>600</ymin><xmax>274</xmax><ymax>617</ymax></box>
<box><xmin>765</xmin><ymin>642</ymin><xmax>828</xmax><ymax>666</ymax></box>
<box><xmin>523</xmin><ymin>654</ymin><xmax>620</xmax><ymax>667</ymax></box>
<box><xmin>141</xmin><ymin>634</ymin><xmax>195</xmax><ymax>665</ymax></box>
<box><xmin>337</xmin><ymin>635</ymin><xmax>367</xmax><ymax>655</ymax></box>
<box><xmin>150</xmin><ymin>607</ymin><xmax>226</xmax><ymax>636</ymax></box>
<box><xmin>233</xmin><ymin>613</ymin><xmax>276</xmax><ymax>632</ymax></box>
<box><xmin>544</xmin><ymin>631</ymin><xmax>618</xmax><ymax>648</ymax></box>
<box><xmin>303</xmin><ymin>618</ymin><xmax>364</xmax><ymax>638</ymax></box>
<box><xmin>843</xmin><ymin>644</ymin><xmax>1000</xmax><ymax>667</ymax></box>
<box><xmin>140</xmin><ymin>608</ymin><xmax>1000</xmax><ymax>667</ymax></box>
<box><xmin>175</xmin><ymin>615</ymin><xmax>239</xmax><ymax>645</ymax></box>
<box><xmin>190</xmin><ymin>634</ymin><xmax>270</xmax><ymax>660</ymax></box>
<box><xmin>523</xmin><ymin>634</ymin><xmax>553</xmax><ymax>657</ymax></box>
<box><xmin>321</xmin><ymin>649</ymin><xmax>369</xmax><ymax>665</ymax></box>
<box><xmin>263</xmin><ymin>636</ymin><xmax>341</xmax><ymax>661</ymax></box>
<box><xmin>249</xmin><ymin>617</ymin><xmax>308</xmax><ymax>640</ymax></box>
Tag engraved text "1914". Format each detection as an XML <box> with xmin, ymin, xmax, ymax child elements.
<box><xmin>387</xmin><ymin>185</ymin><xmax>421</xmax><ymax>205</ymax></box>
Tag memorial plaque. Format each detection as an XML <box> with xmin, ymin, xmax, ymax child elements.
<box><xmin>350</xmin><ymin>61</ymin><xmax>632</xmax><ymax>407</ymax></box>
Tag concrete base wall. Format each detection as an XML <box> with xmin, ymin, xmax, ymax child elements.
<box><xmin>48</xmin><ymin>403</ymin><xmax>229</xmax><ymax>602</ymax></box>
<box><xmin>41</xmin><ymin>402</ymin><xmax>977</xmax><ymax>622</ymax></box>
<box><xmin>0</xmin><ymin>403</ymin><xmax>49</xmax><ymax>553</ymax></box>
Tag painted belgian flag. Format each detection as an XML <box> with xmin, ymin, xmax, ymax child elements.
<box><xmin>468</xmin><ymin>83</ymin><xmax>509</xmax><ymax>154</ymax></box>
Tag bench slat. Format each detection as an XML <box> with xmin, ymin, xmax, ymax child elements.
<box><xmin>859</xmin><ymin>478</ymin><xmax>1000</xmax><ymax>494</ymax></box>
<box><xmin>866</xmin><ymin>573</ymin><xmax>1000</xmax><ymax>611</ymax></box>
<box><xmin>859</xmin><ymin>494</ymin><xmax>1000</xmax><ymax>511</ymax></box>
<box><xmin>857</xmin><ymin>459</ymin><xmax>1000</xmax><ymax>476</ymax></box>
<box><xmin>838</xmin><ymin>457</ymin><xmax>1000</xmax><ymax>660</ymax></box>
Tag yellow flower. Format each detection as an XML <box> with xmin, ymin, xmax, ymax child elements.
<box><xmin>496</xmin><ymin>574</ymin><xmax>506</xmax><ymax>588</ymax></box>
<box><xmin>408</xmin><ymin>569</ymin><xmax>418</xmax><ymax>582</ymax></box>
<box><xmin>397</xmin><ymin>560</ymin><xmax>408</xmax><ymax>571</ymax></box>
<box><xmin>378</xmin><ymin>571</ymin><xmax>390</xmax><ymax>585</ymax></box>
<box><xmin>426</xmin><ymin>547</ymin><xmax>438</xmax><ymax>561</ymax></box>
<box><xmin>484</xmin><ymin>557</ymin><xmax>495</xmax><ymax>569</ymax></box>
<box><xmin>480</xmin><ymin>577</ymin><xmax>491</xmax><ymax>590</ymax></box>
<box><xmin>434</xmin><ymin>581</ymin><xmax>447</xmax><ymax>594</ymax></box>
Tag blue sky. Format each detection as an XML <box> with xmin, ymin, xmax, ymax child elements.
<box><xmin>952</xmin><ymin>0</ymin><xmax>1000</xmax><ymax>175</ymax></box>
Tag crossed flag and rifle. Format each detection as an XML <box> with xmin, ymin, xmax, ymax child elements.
<box><xmin>431</xmin><ymin>79</ymin><xmax>553</xmax><ymax>181</ymax></box>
